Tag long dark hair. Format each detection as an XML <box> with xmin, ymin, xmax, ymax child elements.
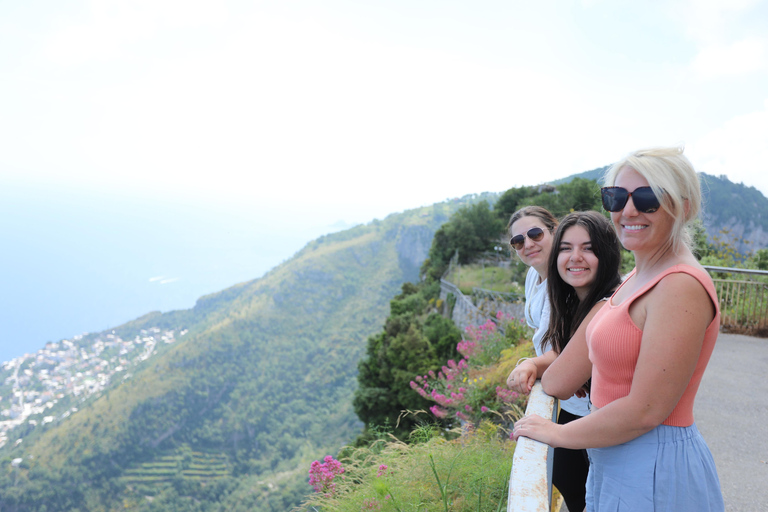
<box><xmin>541</xmin><ymin>211</ymin><xmax>622</xmax><ymax>354</ymax></box>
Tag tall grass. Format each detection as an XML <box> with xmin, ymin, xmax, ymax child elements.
<box><xmin>444</xmin><ymin>263</ymin><xmax>526</xmax><ymax>296</ymax></box>
<box><xmin>297</xmin><ymin>424</ymin><xmax>514</xmax><ymax>512</ymax></box>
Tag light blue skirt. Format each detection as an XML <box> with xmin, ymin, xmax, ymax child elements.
<box><xmin>586</xmin><ymin>423</ymin><xmax>724</xmax><ymax>512</ymax></box>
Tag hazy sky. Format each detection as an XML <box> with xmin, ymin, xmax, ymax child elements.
<box><xmin>2</xmin><ymin>0</ymin><xmax>768</xmax><ymax>359</ymax></box>
<box><xmin>4</xmin><ymin>0</ymin><xmax>768</xmax><ymax>215</ymax></box>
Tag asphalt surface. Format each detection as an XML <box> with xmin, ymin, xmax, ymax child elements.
<box><xmin>694</xmin><ymin>332</ymin><xmax>768</xmax><ymax>512</ymax></box>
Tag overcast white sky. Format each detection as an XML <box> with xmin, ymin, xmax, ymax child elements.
<box><xmin>2</xmin><ymin>1</ymin><xmax>768</xmax><ymax>359</ymax></box>
<box><xmin>3</xmin><ymin>0</ymin><xmax>768</xmax><ymax>225</ymax></box>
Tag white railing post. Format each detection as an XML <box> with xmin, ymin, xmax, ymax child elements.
<box><xmin>508</xmin><ymin>381</ymin><xmax>558</xmax><ymax>512</ymax></box>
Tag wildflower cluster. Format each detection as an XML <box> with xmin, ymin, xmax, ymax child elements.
<box><xmin>411</xmin><ymin>312</ymin><xmax>530</xmax><ymax>426</ymax></box>
<box><xmin>309</xmin><ymin>455</ymin><xmax>345</xmax><ymax>495</ymax></box>
<box><xmin>457</xmin><ymin>312</ymin><xmax>530</xmax><ymax>366</ymax></box>
<box><xmin>410</xmin><ymin>359</ymin><xmax>472</xmax><ymax>420</ymax></box>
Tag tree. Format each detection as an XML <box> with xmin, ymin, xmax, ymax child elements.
<box><xmin>422</xmin><ymin>201</ymin><xmax>506</xmax><ymax>280</ymax></box>
<box><xmin>353</xmin><ymin>284</ymin><xmax>462</xmax><ymax>439</ymax></box>
<box><xmin>494</xmin><ymin>185</ymin><xmax>537</xmax><ymax>223</ymax></box>
<box><xmin>517</xmin><ymin>178</ymin><xmax>602</xmax><ymax>217</ymax></box>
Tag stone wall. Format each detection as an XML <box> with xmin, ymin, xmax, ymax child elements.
<box><xmin>439</xmin><ymin>279</ymin><xmax>525</xmax><ymax>333</ymax></box>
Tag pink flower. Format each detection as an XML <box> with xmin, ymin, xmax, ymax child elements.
<box><xmin>377</xmin><ymin>464</ymin><xmax>388</xmax><ymax>477</ymax></box>
<box><xmin>496</xmin><ymin>386</ymin><xmax>521</xmax><ymax>403</ymax></box>
<box><xmin>308</xmin><ymin>456</ymin><xmax>345</xmax><ymax>494</ymax></box>
<box><xmin>430</xmin><ymin>405</ymin><xmax>448</xmax><ymax>418</ymax></box>
<box><xmin>481</xmin><ymin>406</ymin><xmax>489</xmax><ymax>413</ymax></box>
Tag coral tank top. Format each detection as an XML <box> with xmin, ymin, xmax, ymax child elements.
<box><xmin>586</xmin><ymin>264</ymin><xmax>720</xmax><ymax>426</ymax></box>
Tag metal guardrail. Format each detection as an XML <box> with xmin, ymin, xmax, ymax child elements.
<box><xmin>702</xmin><ymin>265</ymin><xmax>768</xmax><ymax>276</ymax></box>
<box><xmin>711</xmin><ymin>278</ymin><xmax>768</xmax><ymax>334</ymax></box>
<box><xmin>703</xmin><ymin>266</ymin><xmax>768</xmax><ymax>335</ymax></box>
<box><xmin>472</xmin><ymin>287</ymin><xmax>524</xmax><ymax>303</ymax></box>
<box><xmin>507</xmin><ymin>382</ymin><xmax>558</xmax><ymax>512</ymax></box>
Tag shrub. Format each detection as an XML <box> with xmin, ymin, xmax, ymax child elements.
<box><xmin>410</xmin><ymin>312</ymin><xmax>530</xmax><ymax>428</ymax></box>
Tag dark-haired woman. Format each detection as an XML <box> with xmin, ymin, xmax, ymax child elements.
<box><xmin>508</xmin><ymin>211</ymin><xmax>622</xmax><ymax>512</ymax></box>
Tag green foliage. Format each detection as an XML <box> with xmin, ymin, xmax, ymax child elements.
<box><xmin>443</xmin><ymin>263</ymin><xmax>527</xmax><ymax>296</ymax></box>
<box><xmin>690</xmin><ymin>218</ymin><xmax>710</xmax><ymax>260</ymax></box>
<box><xmin>750</xmin><ymin>248</ymin><xmax>768</xmax><ymax>270</ymax></box>
<box><xmin>620</xmin><ymin>248</ymin><xmax>636</xmax><ymax>275</ymax></box>
<box><xmin>353</xmin><ymin>281</ymin><xmax>463</xmax><ymax>438</ymax></box>
<box><xmin>413</xmin><ymin>314</ymin><xmax>531</xmax><ymax>426</ymax></box>
<box><xmin>422</xmin><ymin>201</ymin><xmax>506</xmax><ymax>280</ymax></box>
<box><xmin>516</xmin><ymin>178</ymin><xmax>602</xmax><ymax>218</ymax></box>
<box><xmin>700</xmin><ymin>227</ymin><xmax>755</xmax><ymax>269</ymax></box>
<box><xmin>422</xmin><ymin>314</ymin><xmax>463</xmax><ymax>360</ymax></box>
<box><xmin>299</xmin><ymin>426</ymin><xmax>514</xmax><ymax>512</ymax></box>
<box><xmin>494</xmin><ymin>185</ymin><xmax>537</xmax><ymax>223</ymax></box>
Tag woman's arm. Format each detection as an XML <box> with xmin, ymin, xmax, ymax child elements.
<box><xmin>506</xmin><ymin>350</ymin><xmax>557</xmax><ymax>394</ymax></box>
<box><xmin>540</xmin><ymin>300</ymin><xmax>605</xmax><ymax>400</ymax></box>
<box><xmin>515</xmin><ymin>272</ymin><xmax>715</xmax><ymax>448</ymax></box>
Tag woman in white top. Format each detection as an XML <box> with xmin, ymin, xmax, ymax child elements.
<box><xmin>505</xmin><ymin>206</ymin><xmax>593</xmax><ymax>512</ymax></box>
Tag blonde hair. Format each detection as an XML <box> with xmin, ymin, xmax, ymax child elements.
<box><xmin>603</xmin><ymin>146</ymin><xmax>701</xmax><ymax>254</ymax></box>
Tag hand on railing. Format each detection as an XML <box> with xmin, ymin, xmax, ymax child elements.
<box><xmin>508</xmin><ymin>381</ymin><xmax>557</xmax><ymax>512</ymax></box>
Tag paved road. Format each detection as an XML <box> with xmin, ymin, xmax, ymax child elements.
<box><xmin>694</xmin><ymin>332</ymin><xmax>768</xmax><ymax>512</ymax></box>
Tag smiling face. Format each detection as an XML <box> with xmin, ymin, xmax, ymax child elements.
<box><xmin>556</xmin><ymin>224</ymin><xmax>599</xmax><ymax>301</ymax></box>
<box><xmin>510</xmin><ymin>215</ymin><xmax>553</xmax><ymax>278</ymax></box>
<box><xmin>611</xmin><ymin>166</ymin><xmax>675</xmax><ymax>255</ymax></box>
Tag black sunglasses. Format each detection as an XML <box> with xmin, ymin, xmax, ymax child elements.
<box><xmin>601</xmin><ymin>186</ymin><xmax>661</xmax><ymax>213</ymax></box>
<box><xmin>510</xmin><ymin>227</ymin><xmax>545</xmax><ymax>251</ymax></box>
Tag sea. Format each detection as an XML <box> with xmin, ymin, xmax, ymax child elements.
<box><xmin>0</xmin><ymin>182</ymin><xmax>354</xmax><ymax>364</ymax></box>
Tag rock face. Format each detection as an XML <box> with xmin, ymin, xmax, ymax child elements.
<box><xmin>703</xmin><ymin>215</ymin><xmax>768</xmax><ymax>256</ymax></box>
<box><xmin>396</xmin><ymin>224</ymin><xmax>434</xmax><ymax>281</ymax></box>
<box><xmin>699</xmin><ymin>173</ymin><xmax>768</xmax><ymax>256</ymax></box>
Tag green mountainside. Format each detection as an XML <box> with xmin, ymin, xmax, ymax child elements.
<box><xmin>0</xmin><ymin>194</ymin><xmax>497</xmax><ymax>512</ymax></box>
<box><xmin>2</xmin><ymin>167</ymin><xmax>767</xmax><ymax>512</ymax></box>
